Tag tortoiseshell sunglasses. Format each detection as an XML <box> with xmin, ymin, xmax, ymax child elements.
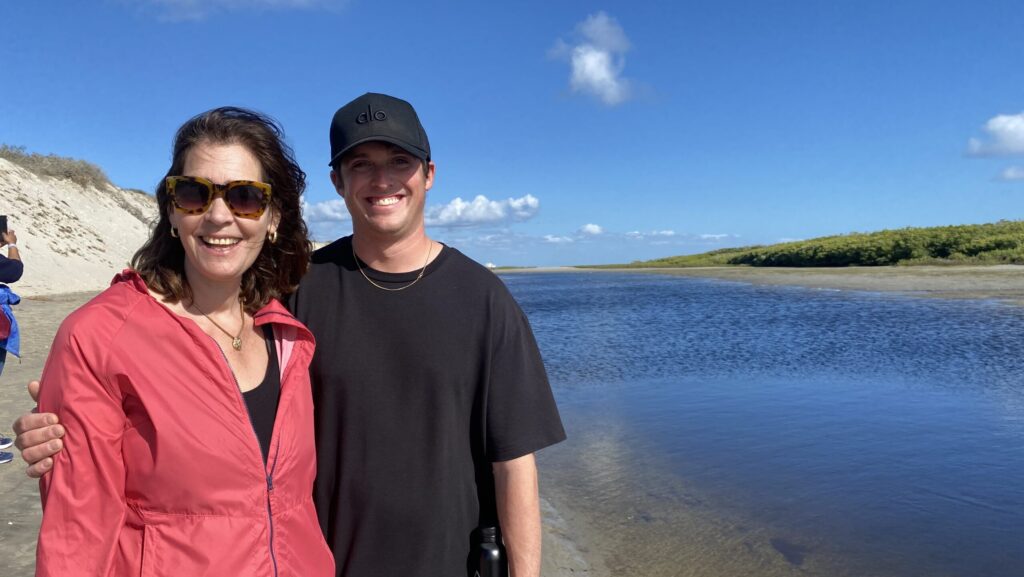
<box><xmin>166</xmin><ymin>176</ymin><xmax>272</xmax><ymax>219</ymax></box>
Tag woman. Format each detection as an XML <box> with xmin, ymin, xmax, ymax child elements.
<box><xmin>35</xmin><ymin>107</ymin><xmax>334</xmax><ymax>577</ymax></box>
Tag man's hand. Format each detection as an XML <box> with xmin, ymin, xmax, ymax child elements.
<box><xmin>2</xmin><ymin>229</ymin><xmax>17</xmax><ymax>247</ymax></box>
<box><xmin>12</xmin><ymin>380</ymin><xmax>64</xmax><ymax>478</ymax></box>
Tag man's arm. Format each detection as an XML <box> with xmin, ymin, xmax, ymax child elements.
<box><xmin>493</xmin><ymin>453</ymin><xmax>542</xmax><ymax>577</ymax></box>
<box><xmin>12</xmin><ymin>380</ymin><xmax>65</xmax><ymax>478</ymax></box>
<box><xmin>0</xmin><ymin>229</ymin><xmax>24</xmax><ymax>283</ymax></box>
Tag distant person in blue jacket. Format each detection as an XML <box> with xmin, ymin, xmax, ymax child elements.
<box><xmin>0</xmin><ymin>227</ymin><xmax>22</xmax><ymax>462</ymax></box>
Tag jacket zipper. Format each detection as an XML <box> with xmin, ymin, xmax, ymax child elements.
<box><xmin>212</xmin><ymin>340</ymin><xmax>280</xmax><ymax>577</ymax></box>
<box><xmin>267</xmin><ymin>436</ymin><xmax>282</xmax><ymax>577</ymax></box>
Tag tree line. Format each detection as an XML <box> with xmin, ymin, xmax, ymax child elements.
<box><xmin>615</xmin><ymin>221</ymin><xmax>1024</xmax><ymax>267</ymax></box>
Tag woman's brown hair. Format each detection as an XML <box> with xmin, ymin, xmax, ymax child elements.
<box><xmin>132</xmin><ymin>107</ymin><xmax>311</xmax><ymax>311</ymax></box>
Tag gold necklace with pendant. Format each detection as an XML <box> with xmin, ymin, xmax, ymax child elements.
<box><xmin>191</xmin><ymin>299</ymin><xmax>245</xmax><ymax>351</ymax></box>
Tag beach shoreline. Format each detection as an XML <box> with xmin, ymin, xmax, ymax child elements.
<box><xmin>501</xmin><ymin>264</ymin><xmax>1024</xmax><ymax>304</ymax></box>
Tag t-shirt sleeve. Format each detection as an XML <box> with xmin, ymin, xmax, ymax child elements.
<box><xmin>285</xmin><ymin>286</ymin><xmax>300</xmax><ymax>316</ymax></box>
<box><xmin>0</xmin><ymin>254</ymin><xmax>23</xmax><ymax>283</ymax></box>
<box><xmin>485</xmin><ymin>294</ymin><xmax>566</xmax><ymax>462</ymax></box>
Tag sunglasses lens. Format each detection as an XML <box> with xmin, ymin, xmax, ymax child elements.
<box><xmin>172</xmin><ymin>180</ymin><xmax>210</xmax><ymax>211</ymax></box>
<box><xmin>227</xmin><ymin>185</ymin><xmax>268</xmax><ymax>216</ymax></box>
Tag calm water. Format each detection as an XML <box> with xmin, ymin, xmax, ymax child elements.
<box><xmin>502</xmin><ymin>272</ymin><xmax>1024</xmax><ymax>577</ymax></box>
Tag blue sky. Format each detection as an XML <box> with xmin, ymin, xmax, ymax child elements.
<box><xmin>2</xmin><ymin>0</ymin><xmax>1023</xmax><ymax>266</ymax></box>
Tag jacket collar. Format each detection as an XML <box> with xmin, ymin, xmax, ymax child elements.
<box><xmin>113</xmin><ymin>269</ymin><xmax>309</xmax><ymax>334</ymax></box>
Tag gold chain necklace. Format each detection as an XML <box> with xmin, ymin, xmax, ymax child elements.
<box><xmin>353</xmin><ymin>241</ymin><xmax>433</xmax><ymax>292</ymax></box>
<box><xmin>191</xmin><ymin>299</ymin><xmax>245</xmax><ymax>351</ymax></box>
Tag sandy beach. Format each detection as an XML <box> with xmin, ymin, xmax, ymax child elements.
<box><xmin>636</xmin><ymin>264</ymin><xmax>1024</xmax><ymax>303</ymax></box>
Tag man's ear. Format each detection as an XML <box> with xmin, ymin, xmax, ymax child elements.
<box><xmin>424</xmin><ymin>161</ymin><xmax>436</xmax><ymax>192</ymax></box>
<box><xmin>330</xmin><ymin>170</ymin><xmax>345</xmax><ymax>198</ymax></box>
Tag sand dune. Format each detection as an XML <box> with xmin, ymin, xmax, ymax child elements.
<box><xmin>0</xmin><ymin>158</ymin><xmax>158</xmax><ymax>297</ymax></box>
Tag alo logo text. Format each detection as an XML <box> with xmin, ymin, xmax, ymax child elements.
<box><xmin>356</xmin><ymin>106</ymin><xmax>387</xmax><ymax>124</ymax></box>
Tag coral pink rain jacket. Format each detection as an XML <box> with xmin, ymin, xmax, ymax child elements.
<box><xmin>36</xmin><ymin>271</ymin><xmax>334</xmax><ymax>577</ymax></box>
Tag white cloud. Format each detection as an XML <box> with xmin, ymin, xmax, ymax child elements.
<box><xmin>437</xmin><ymin>231</ymin><xmax>540</xmax><ymax>252</ymax></box>
<box><xmin>124</xmin><ymin>0</ymin><xmax>344</xmax><ymax>21</ymax></box>
<box><xmin>551</xmin><ymin>12</ymin><xmax>633</xmax><ymax>106</ymax></box>
<box><xmin>302</xmin><ymin>199</ymin><xmax>351</xmax><ymax>242</ymax></box>
<box><xmin>544</xmin><ymin>235</ymin><xmax>575</xmax><ymax>244</ymax></box>
<box><xmin>967</xmin><ymin>112</ymin><xmax>1024</xmax><ymax>157</ymax></box>
<box><xmin>425</xmin><ymin>194</ymin><xmax>540</xmax><ymax>227</ymax></box>
<box><xmin>997</xmin><ymin>166</ymin><xmax>1024</xmax><ymax>181</ymax></box>
<box><xmin>626</xmin><ymin>229</ymin><xmax>678</xmax><ymax>240</ymax></box>
<box><xmin>578</xmin><ymin>223</ymin><xmax>604</xmax><ymax>235</ymax></box>
<box><xmin>578</xmin><ymin>11</ymin><xmax>631</xmax><ymax>52</ymax></box>
<box><xmin>303</xmin><ymin>198</ymin><xmax>350</xmax><ymax>223</ymax></box>
<box><xmin>699</xmin><ymin>233</ymin><xmax>728</xmax><ymax>240</ymax></box>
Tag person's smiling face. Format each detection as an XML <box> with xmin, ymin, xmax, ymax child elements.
<box><xmin>170</xmin><ymin>141</ymin><xmax>278</xmax><ymax>289</ymax></box>
<box><xmin>332</xmin><ymin>141</ymin><xmax>434</xmax><ymax>242</ymax></box>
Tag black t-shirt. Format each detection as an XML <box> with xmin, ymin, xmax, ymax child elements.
<box><xmin>290</xmin><ymin>236</ymin><xmax>565</xmax><ymax>577</ymax></box>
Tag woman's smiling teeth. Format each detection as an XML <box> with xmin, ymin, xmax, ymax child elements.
<box><xmin>202</xmin><ymin>236</ymin><xmax>240</xmax><ymax>247</ymax></box>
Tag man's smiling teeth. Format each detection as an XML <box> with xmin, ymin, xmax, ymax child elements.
<box><xmin>202</xmin><ymin>237</ymin><xmax>240</xmax><ymax>246</ymax></box>
<box><xmin>371</xmin><ymin>196</ymin><xmax>400</xmax><ymax>206</ymax></box>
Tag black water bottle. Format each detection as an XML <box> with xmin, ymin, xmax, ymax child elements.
<box><xmin>475</xmin><ymin>526</ymin><xmax>508</xmax><ymax>577</ymax></box>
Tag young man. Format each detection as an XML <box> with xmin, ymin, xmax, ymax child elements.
<box><xmin>15</xmin><ymin>93</ymin><xmax>566</xmax><ymax>577</ymax></box>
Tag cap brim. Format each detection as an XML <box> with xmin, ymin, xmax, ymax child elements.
<box><xmin>328</xmin><ymin>136</ymin><xmax>429</xmax><ymax>167</ymax></box>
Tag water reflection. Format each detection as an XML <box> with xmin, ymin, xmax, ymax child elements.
<box><xmin>506</xmin><ymin>273</ymin><xmax>1024</xmax><ymax>396</ymax></box>
<box><xmin>505</xmin><ymin>272</ymin><xmax>1024</xmax><ymax>576</ymax></box>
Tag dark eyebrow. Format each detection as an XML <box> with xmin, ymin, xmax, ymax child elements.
<box><xmin>344</xmin><ymin>144</ymin><xmax>411</xmax><ymax>163</ymax></box>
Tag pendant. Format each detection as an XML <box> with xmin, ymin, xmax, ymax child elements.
<box><xmin>231</xmin><ymin>337</ymin><xmax>242</xmax><ymax>351</ymax></box>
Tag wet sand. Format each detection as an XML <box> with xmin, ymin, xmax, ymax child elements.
<box><xmin>537</xmin><ymin>404</ymin><xmax>906</xmax><ymax>577</ymax></box>
<box><xmin>0</xmin><ymin>291</ymin><xmax>607</xmax><ymax>577</ymax></box>
<box><xmin>637</xmin><ymin>264</ymin><xmax>1024</xmax><ymax>304</ymax></box>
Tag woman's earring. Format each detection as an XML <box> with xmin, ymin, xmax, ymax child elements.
<box><xmin>268</xmin><ymin>230</ymin><xmax>278</xmax><ymax>244</ymax></box>
<box><xmin>170</xmin><ymin>227</ymin><xmax>179</xmax><ymax>238</ymax></box>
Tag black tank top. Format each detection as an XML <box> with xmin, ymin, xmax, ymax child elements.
<box><xmin>242</xmin><ymin>325</ymin><xmax>281</xmax><ymax>465</ymax></box>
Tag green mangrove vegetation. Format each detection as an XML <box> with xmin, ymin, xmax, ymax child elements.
<box><xmin>598</xmin><ymin>221</ymin><xmax>1024</xmax><ymax>268</ymax></box>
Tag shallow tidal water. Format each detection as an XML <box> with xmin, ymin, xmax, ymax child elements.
<box><xmin>502</xmin><ymin>272</ymin><xmax>1024</xmax><ymax>577</ymax></box>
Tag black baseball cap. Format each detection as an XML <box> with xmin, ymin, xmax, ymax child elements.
<box><xmin>328</xmin><ymin>93</ymin><xmax>431</xmax><ymax>167</ymax></box>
